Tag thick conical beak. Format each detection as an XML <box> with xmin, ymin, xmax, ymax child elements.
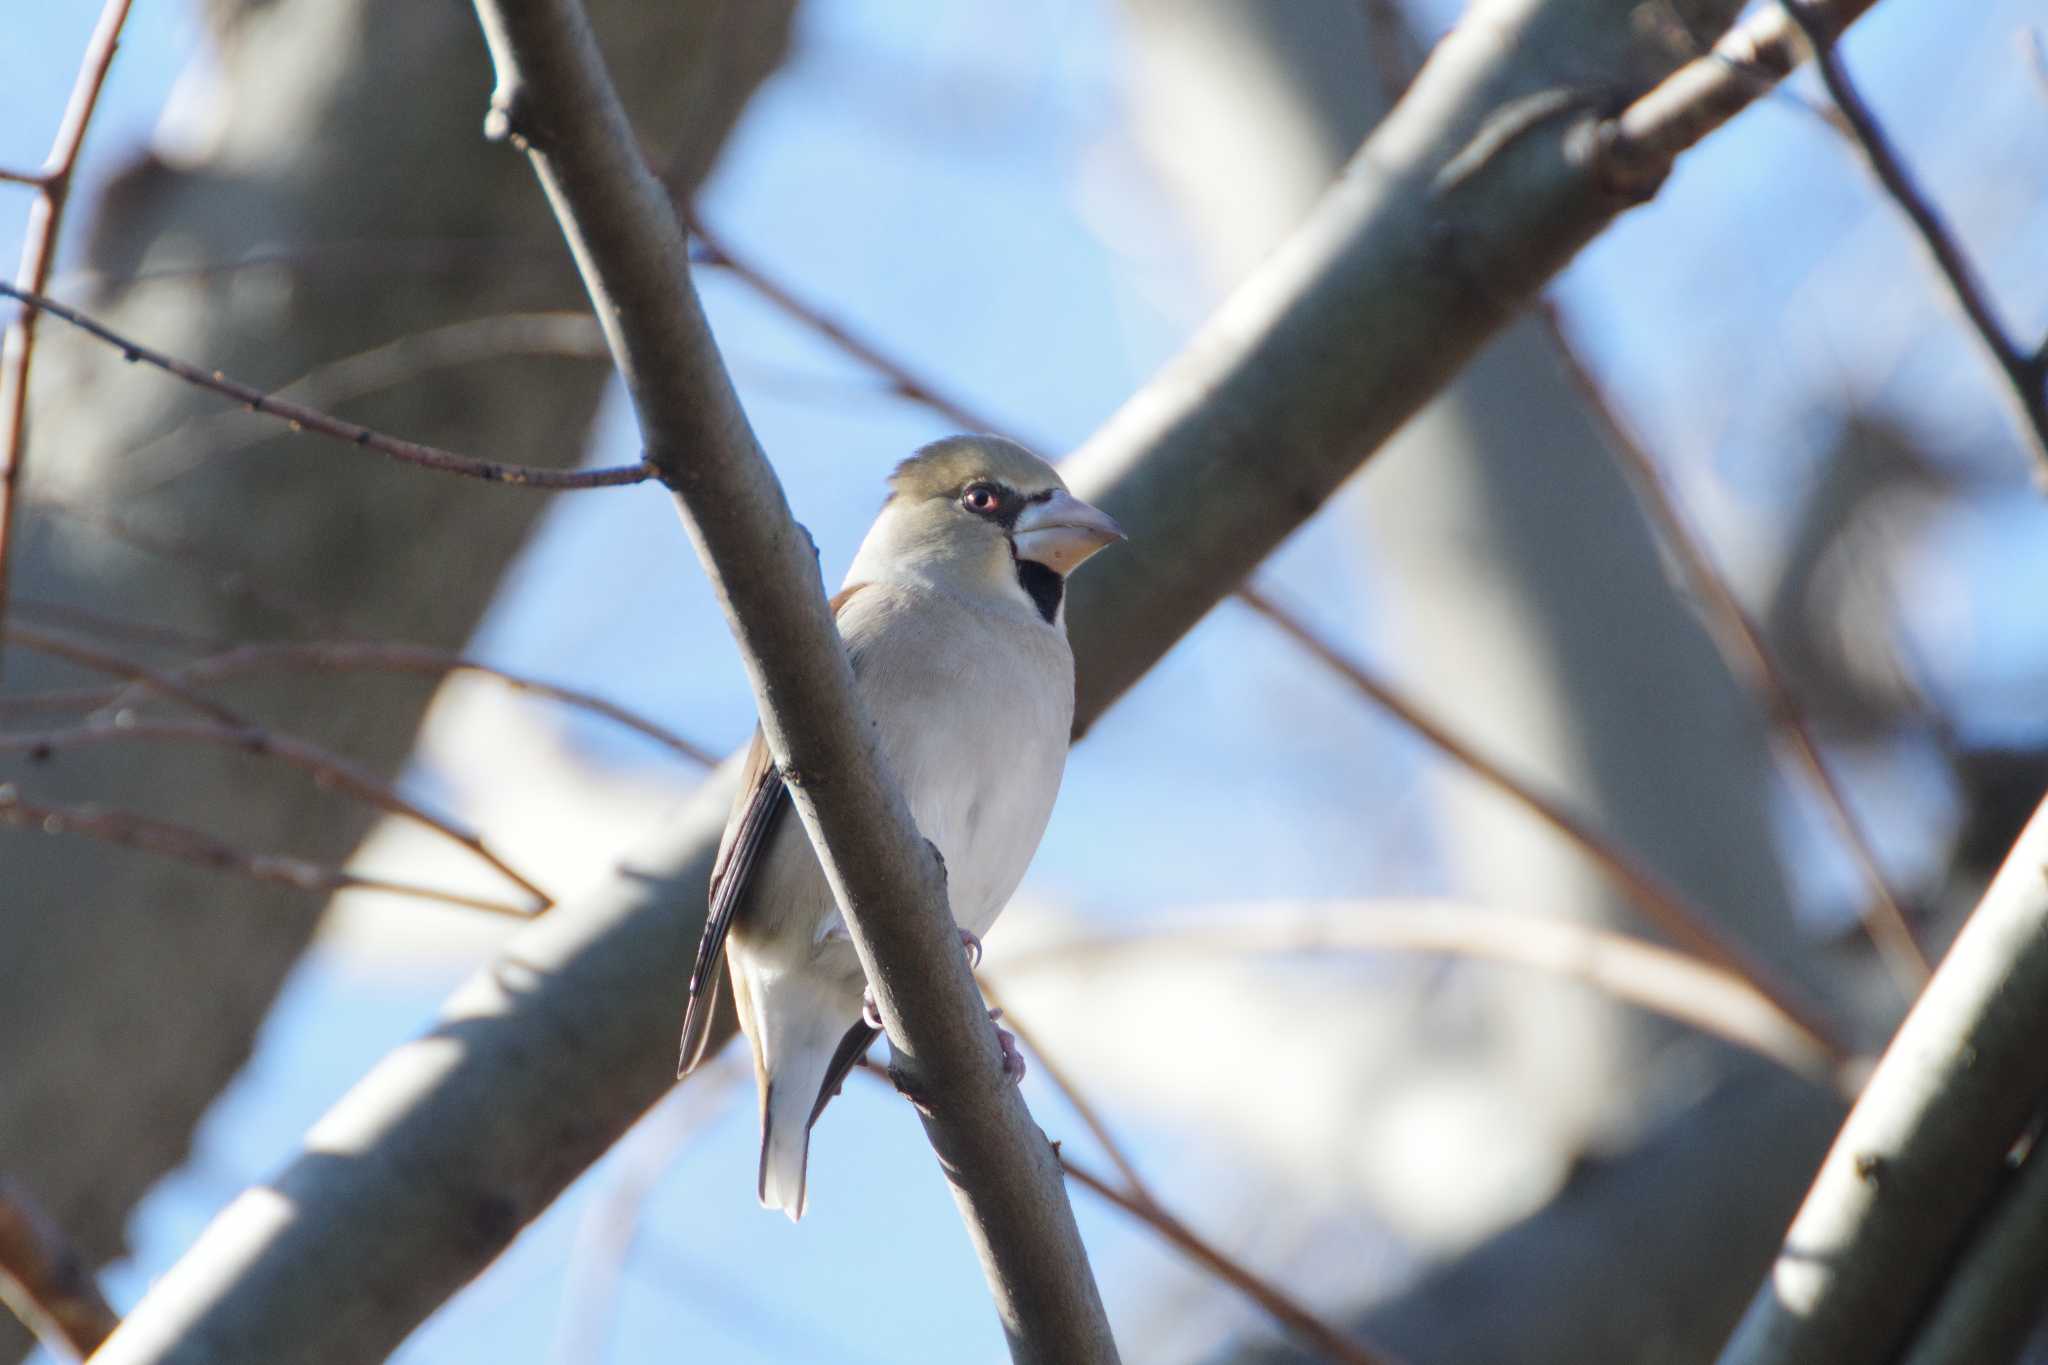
<box><xmin>1011</xmin><ymin>490</ymin><xmax>1125</xmax><ymax>574</ymax></box>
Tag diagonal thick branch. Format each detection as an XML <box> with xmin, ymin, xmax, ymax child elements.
<box><xmin>469</xmin><ymin>0</ymin><xmax>1117</xmax><ymax>1359</ymax></box>
<box><xmin>84</xmin><ymin>0</ymin><xmax>1893</xmax><ymax>1361</ymax></box>
<box><xmin>1717</xmin><ymin>795</ymin><xmax>2048</xmax><ymax>1364</ymax></box>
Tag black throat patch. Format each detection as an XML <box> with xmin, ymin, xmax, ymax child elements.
<box><xmin>1014</xmin><ymin>558</ymin><xmax>1063</xmax><ymax>624</ymax></box>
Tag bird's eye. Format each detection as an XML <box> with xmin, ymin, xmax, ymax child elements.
<box><xmin>961</xmin><ymin>483</ymin><xmax>1003</xmax><ymax>515</ymax></box>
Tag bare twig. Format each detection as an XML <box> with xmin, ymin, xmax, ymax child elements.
<box><xmin>0</xmin><ymin>284</ymin><xmax>655</xmax><ymax>490</ymax></box>
<box><xmin>0</xmin><ymin>1176</ymin><xmax>119</xmax><ymax>1361</ymax></box>
<box><xmin>991</xmin><ymin>901</ymin><xmax>1844</xmax><ymax>1089</ymax></box>
<box><xmin>1060</xmin><ymin>1155</ymin><xmax>1399</xmax><ymax>1365</ymax></box>
<box><xmin>121</xmin><ymin>311</ymin><xmax>613</xmax><ymax>503</ymax></box>
<box><xmin>0</xmin><ymin>716</ymin><xmax>549</xmax><ymax>909</ymax></box>
<box><xmin>846</xmin><ymin>1059</ymin><xmax>1396</xmax><ymax>1365</ymax></box>
<box><xmin>1541</xmin><ymin>304</ymin><xmax>1930</xmax><ymax>996</ymax></box>
<box><xmin>0</xmin><ymin>786</ymin><xmax>532</xmax><ymax>918</ymax></box>
<box><xmin>1598</xmin><ymin>0</ymin><xmax>1879</xmax><ymax>194</ymax></box>
<box><xmin>5</xmin><ymin>623</ymin><xmax>245</xmax><ymax>725</ymax></box>
<box><xmin>11</xmin><ymin>595</ymin><xmax>224</xmax><ymax>653</ymax></box>
<box><xmin>687</xmin><ymin>214</ymin><xmax>1009</xmax><ymax>434</ymax></box>
<box><xmin>0</xmin><ymin>0</ymin><xmax>135</xmax><ymax>629</ymax></box>
<box><xmin>1782</xmin><ymin>0</ymin><xmax>2048</xmax><ymax>477</ymax></box>
<box><xmin>1236</xmin><ymin>584</ymin><xmax>1847</xmax><ymax>1058</ymax></box>
<box><xmin>0</xmin><ymin>638</ymin><xmax>717</xmax><ymax>764</ymax></box>
<box><xmin>1720</xmin><ymin>796</ymin><xmax>2048</xmax><ymax>1364</ymax></box>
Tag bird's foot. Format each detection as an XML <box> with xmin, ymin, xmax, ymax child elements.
<box><xmin>959</xmin><ymin>927</ymin><xmax>983</xmax><ymax>970</ymax></box>
<box><xmin>989</xmin><ymin>1008</ymin><xmax>1026</xmax><ymax>1085</ymax></box>
<box><xmin>861</xmin><ymin>986</ymin><xmax>883</xmax><ymax>1031</ymax></box>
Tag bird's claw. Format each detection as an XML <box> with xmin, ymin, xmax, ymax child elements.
<box><xmin>959</xmin><ymin>927</ymin><xmax>982</xmax><ymax>970</ymax></box>
<box><xmin>861</xmin><ymin>987</ymin><xmax>884</xmax><ymax>1031</ymax></box>
<box><xmin>990</xmin><ymin>1009</ymin><xmax>1026</xmax><ymax>1085</ymax></box>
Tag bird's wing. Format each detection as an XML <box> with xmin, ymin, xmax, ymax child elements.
<box><xmin>675</xmin><ymin>583</ymin><xmax>873</xmax><ymax>1077</ymax></box>
<box><xmin>676</xmin><ymin>726</ymin><xmax>787</xmax><ymax>1075</ymax></box>
<box><xmin>808</xmin><ymin>1020</ymin><xmax>881</xmax><ymax>1131</ymax></box>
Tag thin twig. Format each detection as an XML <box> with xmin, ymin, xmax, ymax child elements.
<box><xmin>0</xmin><ymin>0</ymin><xmax>135</xmax><ymax>632</ymax></box>
<box><xmin>848</xmin><ymin>1060</ymin><xmax>1397</xmax><ymax>1365</ymax></box>
<box><xmin>1236</xmin><ymin>583</ymin><xmax>1848</xmax><ymax>1059</ymax></box>
<box><xmin>990</xmin><ymin>901</ymin><xmax>1845</xmax><ymax>1089</ymax></box>
<box><xmin>980</xmin><ymin>986</ymin><xmax>1159</xmax><ymax>1208</ymax></box>
<box><xmin>0</xmin><ymin>638</ymin><xmax>716</xmax><ymax>764</ymax></box>
<box><xmin>120</xmin><ymin>310</ymin><xmax>613</xmax><ymax>504</ymax></box>
<box><xmin>11</xmin><ymin>595</ymin><xmax>224</xmax><ymax>653</ymax></box>
<box><xmin>0</xmin><ymin>283</ymin><xmax>656</xmax><ymax>490</ymax></box>
<box><xmin>5</xmin><ymin>623</ymin><xmax>246</xmax><ymax>724</ymax></box>
<box><xmin>1783</xmin><ymin>0</ymin><xmax>2048</xmax><ymax>477</ymax></box>
<box><xmin>1060</xmin><ymin>1155</ymin><xmax>1399</xmax><ymax>1365</ymax></box>
<box><xmin>1540</xmin><ymin>302</ymin><xmax>1930</xmax><ymax>996</ymax></box>
<box><xmin>0</xmin><ymin>716</ymin><xmax>549</xmax><ymax>909</ymax></box>
<box><xmin>686</xmin><ymin>213</ymin><xmax>1008</xmax><ymax>435</ymax></box>
<box><xmin>0</xmin><ymin>1176</ymin><xmax>119</xmax><ymax>1361</ymax></box>
<box><xmin>0</xmin><ymin>785</ymin><xmax>532</xmax><ymax>917</ymax></box>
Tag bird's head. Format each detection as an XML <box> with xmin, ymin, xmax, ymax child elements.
<box><xmin>849</xmin><ymin>435</ymin><xmax>1124</xmax><ymax>625</ymax></box>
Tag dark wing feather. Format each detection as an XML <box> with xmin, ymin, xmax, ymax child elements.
<box><xmin>807</xmin><ymin>1020</ymin><xmax>880</xmax><ymax>1130</ymax></box>
<box><xmin>675</xmin><ymin>582</ymin><xmax>874</xmax><ymax>1078</ymax></box>
<box><xmin>677</xmin><ymin>729</ymin><xmax>787</xmax><ymax>1075</ymax></box>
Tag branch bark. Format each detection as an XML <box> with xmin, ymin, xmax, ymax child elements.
<box><xmin>1718</xmin><ymin>795</ymin><xmax>2048</xmax><ymax>1365</ymax></box>
<box><xmin>472</xmin><ymin>0</ymin><xmax>1119</xmax><ymax>1359</ymax></box>
<box><xmin>87</xmin><ymin>0</ymin><xmax>1891</xmax><ymax>1360</ymax></box>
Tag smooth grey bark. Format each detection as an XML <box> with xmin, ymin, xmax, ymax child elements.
<box><xmin>0</xmin><ymin>3</ymin><xmax>789</xmax><ymax>1360</ymax></box>
<box><xmin>1118</xmin><ymin>0</ymin><xmax>1836</xmax><ymax>1263</ymax></box>
<box><xmin>1721</xmin><ymin>796</ymin><xmax>2048</xmax><ymax>1365</ymax></box>
<box><xmin>471</xmin><ymin>1</ymin><xmax>1117</xmax><ymax>1358</ymax></box>
<box><xmin>86</xmin><ymin>0</ymin><xmax>1880</xmax><ymax>1360</ymax></box>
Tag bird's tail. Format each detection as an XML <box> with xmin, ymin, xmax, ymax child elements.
<box><xmin>758</xmin><ymin>1077</ymin><xmax>814</xmax><ymax>1221</ymax></box>
<box><xmin>754</xmin><ymin>1004</ymin><xmax>842</xmax><ymax>1222</ymax></box>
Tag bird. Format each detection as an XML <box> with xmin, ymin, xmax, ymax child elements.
<box><xmin>676</xmin><ymin>434</ymin><xmax>1124</xmax><ymax>1221</ymax></box>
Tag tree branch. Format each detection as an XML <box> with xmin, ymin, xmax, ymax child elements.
<box><xmin>1236</xmin><ymin>584</ymin><xmax>1847</xmax><ymax>1057</ymax></box>
<box><xmin>471</xmin><ymin>0</ymin><xmax>1114</xmax><ymax>1359</ymax></box>
<box><xmin>84</xmin><ymin>0</ymin><xmax>1892</xmax><ymax>1359</ymax></box>
<box><xmin>1718</xmin><ymin>796</ymin><xmax>2048</xmax><ymax>1364</ymax></box>
<box><xmin>1781</xmin><ymin>0</ymin><xmax>2048</xmax><ymax>477</ymax></box>
<box><xmin>0</xmin><ymin>786</ymin><xmax>532</xmax><ymax>918</ymax></box>
<box><xmin>1539</xmin><ymin>302</ymin><xmax>1929</xmax><ymax>996</ymax></box>
<box><xmin>989</xmin><ymin>901</ymin><xmax>1843</xmax><ymax>1091</ymax></box>
<box><xmin>0</xmin><ymin>716</ymin><xmax>548</xmax><ymax>908</ymax></box>
<box><xmin>1896</xmin><ymin>1116</ymin><xmax>2048</xmax><ymax>1365</ymax></box>
<box><xmin>0</xmin><ymin>284</ymin><xmax>654</xmax><ymax>490</ymax></box>
<box><xmin>0</xmin><ymin>0</ymin><xmax>134</xmax><ymax>631</ymax></box>
<box><xmin>0</xmin><ymin>1177</ymin><xmax>119</xmax><ymax>1362</ymax></box>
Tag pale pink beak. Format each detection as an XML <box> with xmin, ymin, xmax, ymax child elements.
<box><xmin>1011</xmin><ymin>490</ymin><xmax>1125</xmax><ymax>574</ymax></box>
